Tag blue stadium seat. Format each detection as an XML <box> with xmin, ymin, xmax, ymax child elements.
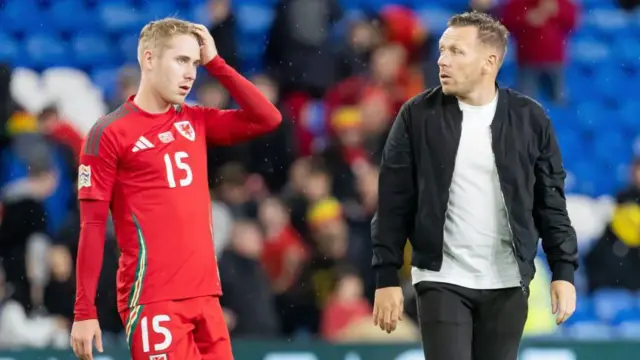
<box><xmin>582</xmin><ymin>8</ymin><xmax>632</xmax><ymax>36</ymax></box>
<box><xmin>593</xmin><ymin>130</ymin><xmax>634</xmax><ymax>166</ymax></box>
<box><xmin>566</xmin><ymin>161</ymin><xmax>601</xmax><ymax>196</ymax></box>
<box><xmin>562</xmin><ymin>321</ymin><xmax>614</xmax><ymax>339</ymax></box>
<box><xmin>47</xmin><ymin>0</ymin><xmax>98</xmax><ymax>33</ymax></box>
<box><xmin>90</xmin><ymin>67</ymin><xmax>120</xmax><ymax>101</ymax></box>
<box><xmin>235</xmin><ymin>3</ymin><xmax>275</xmax><ymax>36</ymax></box>
<box><xmin>565</xmin><ymin>69</ymin><xmax>599</xmax><ymax>101</ymax></box>
<box><xmin>497</xmin><ymin>63</ymin><xmax>516</xmax><ymax>87</ymax></box>
<box><xmin>0</xmin><ymin>33</ymin><xmax>21</xmax><ymax>66</ymax></box>
<box><xmin>564</xmin><ymin>298</ymin><xmax>598</xmax><ymax>322</ymax></box>
<box><xmin>339</xmin><ymin>0</ymin><xmax>364</xmax><ymax>11</ymax></box>
<box><xmin>575</xmin><ymin>102</ymin><xmax>609</xmax><ymax>133</ymax></box>
<box><xmin>24</xmin><ymin>33</ymin><xmax>72</xmax><ymax>69</ymax></box>
<box><xmin>139</xmin><ymin>1</ymin><xmax>180</xmax><ymax>23</ymax></box>
<box><xmin>568</xmin><ymin>37</ymin><xmax>612</xmax><ymax>67</ymax></box>
<box><xmin>71</xmin><ymin>33</ymin><xmax>116</xmax><ymax>67</ymax></box>
<box><xmin>98</xmin><ymin>1</ymin><xmax>145</xmax><ymax>34</ymax></box>
<box><xmin>0</xmin><ymin>0</ymin><xmax>46</xmax><ymax>34</ymax></box>
<box><xmin>562</xmin><ymin>299</ymin><xmax>613</xmax><ymax>339</ymax></box>
<box><xmin>580</xmin><ymin>0</ymin><xmax>618</xmax><ymax>8</ymax></box>
<box><xmin>593</xmin><ymin>289</ymin><xmax>636</xmax><ymax>322</ymax></box>
<box><xmin>613</xmin><ymin>38</ymin><xmax>640</xmax><ymax>66</ymax></box>
<box><xmin>592</xmin><ymin>69</ymin><xmax>625</xmax><ymax>101</ymax></box>
<box><xmin>618</xmin><ymin>101</ymin><xmax>640</xmax><ymax>132</ymax></box>
<box><xmin>184</xmin><ymin>1</ymin><xmax>209</xmax><ymax>24</ymax></box>
<box><xmin>611</xmin><ymin>308</ymin><xmax>640</xmax><ymax>338</ymax></box>
<box><xmin>415</xmin><ymin>6</ymin><xmax>455</xmax><ymax>36</ymax></box>
<box><xmin>118</xmin><ymin>32</ymin><xmax>140</xmax><ymax>64</ymax></box>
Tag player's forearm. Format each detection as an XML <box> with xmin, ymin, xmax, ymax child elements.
<box><xmin>74</xmin><ymin>200</ymin><xmax>109</xmax><ymax>321</ymax></box>
<box><xmin>204</xmin><ymin>56</ymin><xmax>282</xmax><ymax>128</ymax></box>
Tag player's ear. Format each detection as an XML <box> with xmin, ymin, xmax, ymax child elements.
<box><xmin>141</xmin><ymin>49</ymin><xmax>154</xmax><ymax>71</ymax></box>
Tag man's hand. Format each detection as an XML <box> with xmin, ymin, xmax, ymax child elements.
<box><xmin>222</xmin><ymin>308</ymin><xmax>237</xmax><ymax>331</ymax></box>
<box><xmin>550</xmin><ymin>280</ymin><xmax>576</xmax><ymax>325</ymax></box>
<box><xmin>539</xmin><ymin>0</ymin><xmax>559</xmax><ymax>16</ymax></box>
<box><xmin>525</xmin><ymin>9</ymin><xmax>547</xmax><ymax>27</ymax></box>
<box><xmin>373</xmin><ymin>287</ymin><xmax>404</xmax><ymax>333</ymax></box>
<box><xmin>193</xmin><ymin>24</ymin><xmax>219</xmax><ymax>64</ymax></box>
<box><xmin>71</xmin><ymin>319</ymin><xmax>103</xmax><ymax>360</ymax></box>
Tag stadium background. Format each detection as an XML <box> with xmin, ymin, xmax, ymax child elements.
<box><xmin>0</xmin><ymin>0</ymin><xmax>639</xmax><ymax>358</ymax></box>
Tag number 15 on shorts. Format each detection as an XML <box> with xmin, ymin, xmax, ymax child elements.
<box><xmin>141</xmin><ymin>314</ymin><xmax>173</xmax><ymax>353</ymax></box>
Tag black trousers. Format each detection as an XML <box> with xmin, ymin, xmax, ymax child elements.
<box><xmin>415</xmin><ymin>281</ymin><xmax>528</xmax><ymax>360</ymax></box>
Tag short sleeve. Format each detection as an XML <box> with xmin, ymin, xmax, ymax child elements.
<box><xmin>78</xmin><ymin>126</ymin><xmax>119</xmax><ymax>201</ymax></box>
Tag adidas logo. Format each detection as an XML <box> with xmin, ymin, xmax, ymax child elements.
<box><xmin>132</xmin><ymin>136</ymin><xmax>155</xmax><ymax>152</ymax></box>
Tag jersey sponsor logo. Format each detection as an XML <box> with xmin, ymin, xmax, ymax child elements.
<box><xmin>78</xmin><ymin>164</ymin><xmax>92</xmax><ymax>189</ymax></box>
<box><xmin>174</xmin><ymin>120</ymin><xmax>195</xmax><ymax>141</ymax></box>
<box><xmin>158</xmin><ymin>131</ymin><xmax>174</xmax><ymax>143</ymax></box>
<box><xmin>132</xmin><ymin>136</ymin><xmax>155</xmax><ymax>152</ymax></box>
<box><xmin>150</xmin><ymin>354</ymin><xmax>167</xmax><ymax>360</ymax></box>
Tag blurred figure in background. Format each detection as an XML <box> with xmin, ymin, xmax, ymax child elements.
<box><xmin>207</xmin><ymin>0</ymin><xmax>241</xmax><ymax>70</ymax></box>
<box><xmin>108</xmin><ymin>65</ymin><xmax>140</xmax><ymax>111</ymax></box>
<box><xmin>197</xmin><ymin>80</ymin><xmax>230</xmax><ymax>109</ymax></box>
<box><xmin>0</xmin><ymin>150</ymin><xmax>56</xmax><ymax>312</ymax></box>
<box><xmin>335</xmin><ymin>14</ymin><xmax>382</xmax><ymax>81</ymax></box>
<box><xmin>219</xmin><ymin>220</ymin><xmax>280</xmax><ymax>338</ymax></box>
<box><xmin>265</xmin><ymin>0</ymin><xmax>343</xmax><ymax>96</ymax></box>
<box><xmin>321</xmin><ymin>266</ymin><xmax>372</xmax><ymax>341</ymax></box>
<box><xmin>37</xmin><ymin>105</ymin><xmax>83</xmax><ymax>160</ymax></box>
<box><xmin>249</xmin><ymin>74</ymin><xmax>296</xmax><ymax>192</ymax></box>
<box><xmin>0</xmin><ymin>266</ymin><xmax>70</xmax><ymax>349</ymax></box>
<box><xmin>501</xmin><ymin>0</ymin><xmax>578</xmax><ymax>103</ymax></box>
<box><xmin>258</xmin><ymin>197</ymin><xmax>308</xmax><ymax>294</ymax></box>
<box><xmin>585</xmin><ymin>158</ymin><xmax>640</xmax><ymax>292</ymax></box>
<box><xmin>214</xmin><ymin>162</ymin><xmax>258</xmax><ymax>218</ymax></box>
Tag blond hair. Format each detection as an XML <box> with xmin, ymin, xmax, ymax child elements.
<box><xmin>137</xmin><ymin>17</ymin><xmax>197</xmax><ymax>62</ymax></box>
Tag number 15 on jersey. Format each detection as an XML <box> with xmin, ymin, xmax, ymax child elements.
<box><xmin>163</xmin><ymin>152</ymin><xmax>192</xmax><ymax>188</ymax></box>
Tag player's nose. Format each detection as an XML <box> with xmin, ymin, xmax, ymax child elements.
<box><xmin>185</xmin><ymin>68</ymin><xmax>197</xmax><ymax>80</ymax></box>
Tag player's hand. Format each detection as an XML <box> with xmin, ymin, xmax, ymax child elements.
<box><xmin>70</xmin><ymin>319</ymin><xmax>103</xmax><ymax>360</ymax></box>
<box><xmin>373</xmin><ymin>286</ymin><xmax>404</xmax><ymax>333</ymax></box>
<box><xmin>192</xmin><ymin>24</ymin><xmax>218</xmax><ymax>64</ymax></box>
<box><xmin>550</xmin><ymin>280</ymin><xmax>576</xmax><ymax>325</ymax></box>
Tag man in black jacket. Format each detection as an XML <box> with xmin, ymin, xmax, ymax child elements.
<box><xmin>371</xmin><ymin>12</ymin><xmax>578</xmax><ymax>360</ymax></box>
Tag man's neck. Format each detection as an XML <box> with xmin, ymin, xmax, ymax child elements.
<box><xmin>457</xmin><ymin>80</ymin><xmax>498</xmax><ymax>106</ymax></box>
<box><xmin>133</xmin><ymin>83</ymin><xmax>172</xmax><ymax>114</ymax></box>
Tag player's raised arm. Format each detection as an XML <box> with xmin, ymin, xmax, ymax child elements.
<box><xmin>71</xmin><ymin>123</ymin><xmax>120</xmax><ymax>358</ymax></box>
<box><xmin>192</xmin><ymin>25</ymin><xmax>282</xmax><ymax>146</ymax></box>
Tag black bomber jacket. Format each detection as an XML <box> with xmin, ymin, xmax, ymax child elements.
<box><xmin>371</xmin><ymin>86</ymin><xmax>579</xmax><ymax>290</ymax></box>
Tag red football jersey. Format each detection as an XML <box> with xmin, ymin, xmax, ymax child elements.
<box><xmin>75</xmin><ymin>57</ymin><xmax>281</xmax><ymax>314</ymax></box>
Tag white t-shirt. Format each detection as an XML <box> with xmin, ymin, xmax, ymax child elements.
<box><xmin>412</xmin><ymin>93</ymin><xmax>521</xmax><ymax>289</ymax></box>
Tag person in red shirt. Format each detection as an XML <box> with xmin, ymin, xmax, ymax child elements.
<box><xmin>70</xmin><ymin>18</ymin><xmax>281</xmax><ymax>360</ymax></box>
<box><xmin>501</xmin><ymin>0</ymin><xmax>578</xmax><ymax>103</ymax></box>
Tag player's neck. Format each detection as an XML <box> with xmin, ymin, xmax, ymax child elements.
<box><xmin>133</xmin><ymin>85</ymin><xmax>172</xmax><ymax>115</ymax></box>
<box><xmin>457</xmin><ymin>80</ymin><xmax>497</xmax><ymax>106</ymax></box>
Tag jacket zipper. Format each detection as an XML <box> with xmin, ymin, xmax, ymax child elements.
<box><xmin>490</xmin><ymin>131</ymin><xmax>527</xmax><ymax>296</ymax></box>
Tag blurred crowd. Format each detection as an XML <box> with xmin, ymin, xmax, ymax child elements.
<box><xmin>0</xmin><ymin>0</ymin><xmax>639</xmax><ymax>350</ymax></box>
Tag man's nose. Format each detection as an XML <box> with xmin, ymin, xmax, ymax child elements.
<box><xmin>437</xmin><ymin>54</ymin><xmax>449</xmax><ymax>68</ymax></box>
<box><xmin>185</xmin><ymin>68</ymin><xmax>197</xmax><ymax>80</ymax></box>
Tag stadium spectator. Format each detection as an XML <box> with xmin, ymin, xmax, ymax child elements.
<box><xmin>501</xmin><ymin>0</ymin><xmax>578</xmax><ymax>103</ymax></box>
<box><xmin>207</xmin><ymin>0</ymin><xmax>241</xmax><ymax>71</ymax></box>
<box><xmin>585</xmin><ymin>158</ymin><xmax>640</xmax><ymax>292</ymax></box>
<box><xmin>0</xmin><ymin>266</ymin><xmax>69</xmax><ymax>349</ymax></box>
<box><xmin>219</xmin><ymin>220</ymin><xmax>280</xmax><ymax>338</ymax></box>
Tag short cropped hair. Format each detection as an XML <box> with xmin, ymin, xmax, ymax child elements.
<box><xmin>448</xmin><ymin>11</ymin><xmax>509</xmax><ymax>60</ymax></box>
<box><xmin>137</xmin><ymin>17</ymin><xmax>197</xmax><ymax>62</ymax></box>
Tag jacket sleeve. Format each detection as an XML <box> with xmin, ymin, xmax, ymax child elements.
<box><xmin>532</xmin><ymin>107</ymin><xmax>579</xmax><ymax>284</ymax></box>
<box><xmin>371</xmin><ymin>103</ymin><xmax>416</xmax><ymax>289</ymax></box>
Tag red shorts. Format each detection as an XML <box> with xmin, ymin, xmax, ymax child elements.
<box><xmin>119</xmin><ymin>296</ymin><xmax>233</xmax><ymax>360</ymax></box>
